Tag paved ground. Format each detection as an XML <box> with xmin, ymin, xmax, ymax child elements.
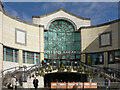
<box><xmin>2</xmin><ymin>87</ymin><xmax>120</xmax><ymax>90</ymax></box>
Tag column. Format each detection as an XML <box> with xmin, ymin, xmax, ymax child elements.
<box><xmin>104</xmin><ymin>52</ymin><xmax>109</xmax><ymax>68</ymax></box>
<box><xmin>81</xmin><ymin>54</ymin><xmax>86</xmax><ymax>63</ymax></box>
<box><xmin>18</xmin><ymin>50</ymin><xmax>23</xmax><ymax>67</ymax></box>
<box><xmin>39</xmin><ymin>26</ymin><xmax>44</xmax><ymax>62</ymax></box>
<box><xmin>0</xmin><ymin>44</ymin><xmax>3</xmax><ymax>90</ymax></box>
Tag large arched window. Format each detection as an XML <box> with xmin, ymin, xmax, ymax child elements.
<box><xmin>44</xmin><ymin>19</ymin><xmax>80</xmax><ymax>66</ymax></box>
<box><xmin>49</xmin><ymin>20</ymin><xmax>75</xmax><ymax>32</ymax></box>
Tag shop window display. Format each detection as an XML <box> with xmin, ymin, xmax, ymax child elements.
<box><xmin>86</xmin><ymin>53</ymin><xmax>104</xmax><ymax>65</ymax></box>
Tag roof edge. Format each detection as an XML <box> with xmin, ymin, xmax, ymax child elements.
<box><xmin>79</xmin><ymin>19</ymin><xmax>120</xmax><ymax>30</ymax></box>
<box><xmin>2</xmin><ymin>11</ymin><xmax>44</xmax><ymax>27</ymax></box>
<box><xmin>32</xmin><ymin>8</ymin><xmax>91</xmax><ymax>20</ymax></box>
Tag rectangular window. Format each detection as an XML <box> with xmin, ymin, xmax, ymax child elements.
<box><xmin>23</xmin><ymin>51</ymin><xmax>40</xmax><ymax>64</ymax></box>
<box><xmin>86</xmin><ymin>53</ymin><xmax>104</xmax><ymax>65</ymax></box>
<box><xmin>27</xmin><ymin>52</ymin><xmax>34</xmax><ymax>64</ymax></box>
<box><xmin>108</xmin><ymin>51</ymin><xmax>115</xmax><ymax>64</ymax></box>
<box><xmin>3</xmin><ymin>47</ymin><xmax>18</xmax><ymax>62</ymax></box>
<box><xmin>115</xmin><ymin>51</ymin><xmax>120</xmax><ymax>63</ymax></box>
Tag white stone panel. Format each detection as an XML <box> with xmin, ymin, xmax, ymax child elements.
<box><xmin>16</xmin><ymin>29</ymin><xmax>26</xmax><ymax>45</ymax></box>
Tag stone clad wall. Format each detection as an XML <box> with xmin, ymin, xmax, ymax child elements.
<box><xmin>33</xmin><ymin>10</ymin><xmax>91</xmax><ymax>30</ymax></box>
<box><xmin>80</xmin><ymin>20</ymin><xmax>119</xmax><ymax>68</ymax></box>
<box><xmin>0</xmin><ymin>11</ymin><xmax>44</xmax><ymax>70</ymax></box>
<box><xmin>81</xmin><ymin>21</ymin><xmax>119</xmax><ymax>53</ymax></box>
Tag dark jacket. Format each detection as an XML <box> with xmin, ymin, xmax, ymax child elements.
<box><xmin>33</xmin><ymin>79</ymin><xmax>39</xmax><ymax>87</ymax></box>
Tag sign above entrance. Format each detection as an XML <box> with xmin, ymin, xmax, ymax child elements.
<box><xmin>44</xmin><ymin>50</ymin><xmax>80</xmax><ymax>54</ymax></box>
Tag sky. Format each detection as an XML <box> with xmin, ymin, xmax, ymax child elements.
<box><xmin>2</xmin><ymin>2</ymin><xmax>119</xmax><ymax>25</ymax></box>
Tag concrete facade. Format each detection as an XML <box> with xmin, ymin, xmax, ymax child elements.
<box><xmin>0</xmin><ymin>7</ymin><xmax>119</xmax><ymax>70</ymax></box>
<box><xmin>0</xmin><ymin>3</ymin><xmax>119</xmax><ymax>88</ymax></box>
<box><xmin>32</xmin><ymin>8</ymin><xmax>91</xmax><ymax>30</ymax></box>
<box><xmin>80</xmin><ymin>19</ymin><xmax>120</xmax><ymax>68</ymax></box>
<box><xmin>81</xmin><ymin>21</ymin><xmax>119</xmax><ymax>53</ymax></box>
<box><xmin>0</xmin><ymin>11</ymin><xmax>44</xmax><ymax>70</ymax></box>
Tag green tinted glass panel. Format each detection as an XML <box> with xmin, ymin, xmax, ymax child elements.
<box><xmin>44</xmin><ymin>20</ymin><xmax>81</xmax><ymax>63</ymax></box>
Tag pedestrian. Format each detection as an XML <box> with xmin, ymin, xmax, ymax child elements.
<box><xmin>33</xmin><ymin>76</ymin><xmax>39</xmax><ymax>89</ymax></box>
<box><xmin>11</xmin><ymin>76</ymin><xmax>16</xmax><ymax>90</ymax></box>
<box><xmin>78</xmin><ymin>81</ymin><xmax>82</xmax><ymax>89</ymax></box>
<box><xmin>105</xmin><ymin>77</ymin><xmax>110</xmax><ymax>90</ymax></box>
<box><xmin>73</xmin><ymin>84</ymin><xmax>77</xmax><ymax>90</ymax></box>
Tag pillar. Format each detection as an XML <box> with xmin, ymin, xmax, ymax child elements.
<box><xmin>18</xmin><ymin>50</ymin><xmax>23</xmax><ymax>67</ymax></box>
<box><xmin>81</xmin><ymin>54</ymin><xmax>86</xmax><ymax>63</ymax></box>
<box><xmin>39</xmin><ymin>26</ymin><xmax>44</xmax><ymax>62</ymax></box>
<box><xmin>104</xmin><ymin>52</ymin><xmax>109</xmax><ymax>68</ymax></box>
<box><xmin>0</xmin><ymin>44</ymin><xmax>3</xmax><ymax>89</ymax></box>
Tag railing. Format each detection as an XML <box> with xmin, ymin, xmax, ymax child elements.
<box><xmin>2</xmin><ymin>60</ymin><xmax>120</xmax><ymax>87</ymax></box>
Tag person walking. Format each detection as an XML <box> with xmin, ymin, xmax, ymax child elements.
<box><xmin>105</xmin><ymin>77</ymin><xmax>110</xmax><ymax>90</ymax></box>
<box><xmin>33</xmin><ymin>76</ymin><xmax>39</xmax><ymax>89</ymax></box>
<box><xmin>11</xmin><ymin>76</ymin><xmax>16</xmax><ymax>90</ymax></box>
<box><xmin>78</xmin><ymin>81</ymin><xmax>82</xmax><ymax>89</ymax></box>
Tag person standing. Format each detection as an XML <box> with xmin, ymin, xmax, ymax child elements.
<box><xmin>73</xmin><ymin>84</ymin><xmax>77</xmax><ymax>90</ymax></box>
<box><xmin>33</xmin><ymin>77</ymin><xmax>39</xmax><ymax>89</ymax></box>
<box><xmin>78</xmin><ymin>81</ymin><xmax>82</xmax><ymax>89</ymax></box>
<box><xmin>11</xmin><ymin>76</ymin><xmax>16</xmax><ymax>90</ymax></box>
<box><xmin>105</xmin><ymin>77</ymin><xmax>110</xmax><ymax>90</ymax></box>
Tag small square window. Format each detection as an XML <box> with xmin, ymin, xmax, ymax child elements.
<box><xmin>99</xmin><ymin>32</ymin><xmax>112</xmax><ymax>47</ymax></box>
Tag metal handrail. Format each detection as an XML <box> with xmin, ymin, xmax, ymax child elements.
<box><xmin>2</xmin><ymin>60</ymin><xmax>120</xmax><ymax>84</ymax></box>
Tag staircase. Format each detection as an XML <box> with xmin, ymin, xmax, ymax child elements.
<box><xmin>22</xmin><ymin>76</ymin><xmax>44</xmax><ymax>88</ymax></box>
<box><xmin>2</xmin><ymin>61</ymin><xmax>120</xmax><ymax>89</ymax></box>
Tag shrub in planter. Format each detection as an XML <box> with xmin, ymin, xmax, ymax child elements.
<box><xmin>87</xmin><ymin>69</ymin><xmax>91</xmax><ymax>77</ymax></box>
<box><xmin>59</xmin><ymin>64</ymin><xmax>65</xmax><ymax>72</ymax></box>
<box><xmin>48</xmin><ymin>65</ymin><xmax>52</xmax><ymax>72</ymax></box>
<box><xmin>40</xmin><ymin>68</ymin><xmax>45</xmax><ymax>76</ymax></box>
<box><xmin>80</xmin><ymin>65</ymin><xmax>83</xmax><ymax>69</ymax></box>
<box><xmin>77</xmin><ymin>68</ymin><xmax>84</xmax><ymax>73</ymax></box>
<box><xmin>67</xmin><ymin>66</ymin><xmax>72</xmax><ymax>72</ymax></box>
<box><xmin>46</xmin><ymin>69</ymin><xmax>49</xmax><ymax>73</ymax></box>
<box><xmin>53</xmin><ymin>67</ymin><xmax>57</xmax><ymax>71</ymax></box>
<box><xmin>32</xmin><ymin>74</ymin><xmax>34</xmax><ymax>78</ymax></box>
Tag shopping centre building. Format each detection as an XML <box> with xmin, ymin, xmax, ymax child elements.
<box><xmin>0</xmin><ymin>1</ymin><xmax>120</xmax><ymax>70</ymax></box>
<box><xmin>0</xmin><ymin>2</ymin><xmax>120</xmax><ymax>72</ymax></box>
<box><xmin>0</xmin><ymin>2</ymin><xmax>120</xmax><ymax>89</ymax></box>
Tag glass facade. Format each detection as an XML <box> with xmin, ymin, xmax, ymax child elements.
<box><xmin>44</xmin><ymin>19</ymin><xmax>81</xmax><ymax>66</ymax></box>
<box><xmin>23</xmin><ymin>51</ymin><xmax>40</xmax><ymax>64</ymax></box>
<box><xmin>86</xmin><ymin>53</ymin><xmax>104</xmax><ymax>65</ymax></box>
<box><xmin>108</xmin><ymin>50</ymin><xmax>120</xmax><ymax>64</ymax></box>
<box><xmin>3</xmin><ymin>47</ymin><xmax>18</xmax><ymax>62</ymax></box>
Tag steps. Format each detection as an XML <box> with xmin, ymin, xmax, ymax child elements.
<box><xmin>23</xmin><ymin>76</ymin><xmax>44</xmax><ymax>88</ymax></box>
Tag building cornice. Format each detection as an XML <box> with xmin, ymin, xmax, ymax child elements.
<box><xmin>79</xmin><ymin>19</ymin><xmax>120</xmax><ymax>30</ymax></box>
<box><xmin>32</xmin><ymin>8</ymin><xmax>91</xmax><ymax>20</ymax></box>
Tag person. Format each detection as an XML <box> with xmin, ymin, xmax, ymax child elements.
<box><xmin>73</xmin><ymin>84</ymin><xmax>78</xmax><ymax>90</ymax></box>
<box><xmin>33</xmin><ymin>77</ymin><xmax>39</xmax><ymax>89</ymax></box>
<box><xmin>11</xmin><ymin>76</ymin><xmax>16</xmax><ymax>90</ymax></box>
<box><xmin>78</xmin><ymin>81</ymin><xmax>82</xmax><ymax>89</ymax></box>
<box><xmin>105</xmin><ymin>77</ymin><xmax>110</xmax><ymax>90</ymax></box>
<box><xmin>7</xmin><ymin>83</ymin><xmax>13</xmax><ymax>89</ymax></box>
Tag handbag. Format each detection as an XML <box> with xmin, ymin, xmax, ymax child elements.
<box><xmin>16</xmin><ymin>81</ymin><xmax>19</xmax><ymax>86</ymax></box>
